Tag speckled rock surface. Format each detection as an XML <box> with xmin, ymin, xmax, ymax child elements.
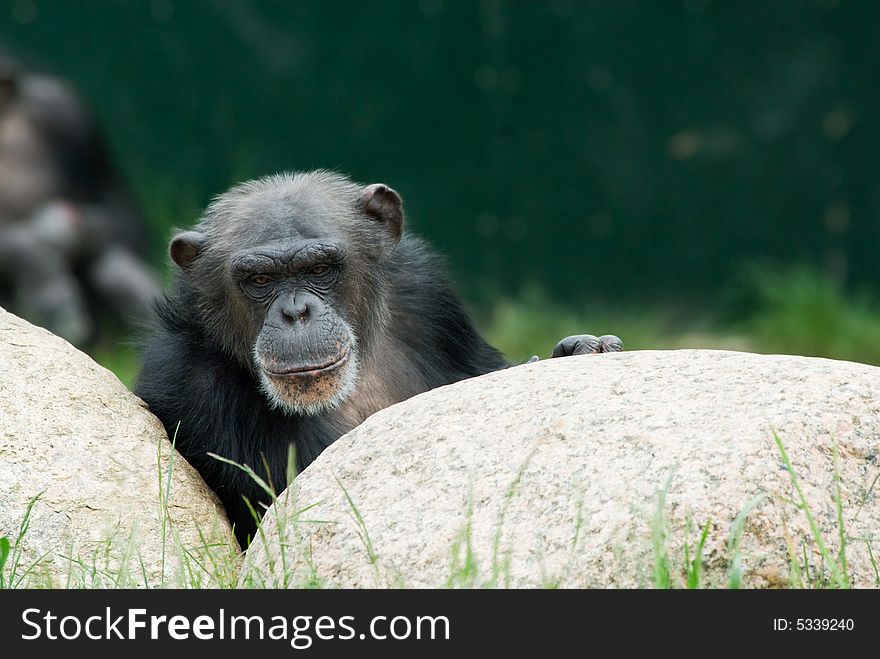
<box><xmin>242</xmin><ymin>349</ymin><xmax>880</xmax><ymax>588</ymax></box>
<box><xmin>0</xmin><ymin>307</ymin><xmax>236</xmax><ymax>587</ymax></box>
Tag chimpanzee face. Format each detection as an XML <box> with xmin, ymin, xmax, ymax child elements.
<box><xmin>168</xmin><ymin>172</ymin><xmax>403</xmax><ymax>415</ymax></box>
<box><xmin>231</xmin><ymin>237</ymin><xmax>359</xmax><ymax>415</ymax></box>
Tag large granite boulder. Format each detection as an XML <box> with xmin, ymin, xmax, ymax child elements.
<box><xmin>241</xmin><ymin>349</ymin><xmax>880</xmax><ymax>588</ymax></box>
<box><xmin>0</xmin><ymin>307</ymin><xmax>237</xmax><ymax>587</ymax></box>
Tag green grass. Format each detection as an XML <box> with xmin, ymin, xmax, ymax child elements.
<box><xmin>738</xmin><ymin>265</ymin><xmax>880</xmax><ymax>365</ymax></box>
<box><xmin>648</xmin><ymin>433</ymin><xmax>858</xmax><ymax>590</ymax></box>
<box><xmin>684</xmin><ymin>521</ymin><xmax>711</xmax><ymax>589</ymax></box>
<box><xmin>652</xmin><ymin>469</ymin><xmax>676</xmax><ymax>589</ymax></box>
<box><xmin>234</xmin><ymin>432</ymin><xmax>869</xmax><ymax>589</ymax></box>
<box><xmin>481</xmin><ymin>265</ymin><xmax>880</xmax><ymax>367</ymax></box>
<box><xmin>2</xmin><ymin>430</ymin><xmax>873</xmax><ymax>588</ymax></box>
<box><xmin>725</xmin><ymin>494</ymin><xmax>767</xmax><ymax>589</ymax></box>
<box><xmin>90</xmin><ymin>338</ymin><xmax>142</xmax><ymax>389</ymax></box>
<box><xmin>481</xmin><ymin>284</ymin><xmax>690</xmax><ymax>362</ymax></box>
<box><xmin>209</xmin><ymin>448</ymin><xmax>335</xmax><ymax>589</ymax></box>
<box><xmin>0</xmin><ymin>491</ymin><xmax>44</xmax><ymax>589</ymax></box>
<box><xmin>1</xmin><ymin>438</ymin><xmax>241</xmax><ymax>589</ymax></box>
<box><xmin>773</xmin><ymin>430</ymin><xmax>849</xmax><ymax>588</ymax></box>
<box><xmin>444</xmin><ymin>454</ymin><xmax>537</xmax><ymax>589</ymax></box>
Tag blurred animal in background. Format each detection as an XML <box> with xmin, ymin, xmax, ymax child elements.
<box><xmin>0</xmin><ymin>56</ymin><xmax>159</xmax><ymax>346</ymax></box>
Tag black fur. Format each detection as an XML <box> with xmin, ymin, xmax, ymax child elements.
<box><xmin>136</xmin><ymin>231</ymin><xmax>508</xmax><ymax>548</ymax></box>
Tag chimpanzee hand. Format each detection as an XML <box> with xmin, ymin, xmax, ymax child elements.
<box><xmin>551</xmin><ymin>334</ymin><xmax>623</xmax><ymax>357</ymax></box>
<box><xmin>524</xmin><ymin>334</ymin><xmax>623</xmax><ymax>363</ymax></box>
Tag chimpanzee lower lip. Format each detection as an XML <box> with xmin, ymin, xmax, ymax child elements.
<box><xmin>264</xmin><ymin>349</ymin><xmax>350</xmax><ymax>377</ymax></box>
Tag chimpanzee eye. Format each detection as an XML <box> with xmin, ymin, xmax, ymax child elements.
<box><xmin>249</xmin><ymin>274</ymin><xmax>273</xmax><ymax>286</ymax></box>
<box><xmin>308</xmin><ymin>264</ymin><xmax>331</xmax><ymax>276</ymax></box>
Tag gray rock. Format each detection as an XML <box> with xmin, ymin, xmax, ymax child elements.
<box><xmin>0</xmin><ymin>307</ymin><xmax>236</xmax><ymax>587</ymax></box>
<box><xmin>241</xmin><ymin>350</ymin><xmax>880</xmax><ymax>588</ymax></box>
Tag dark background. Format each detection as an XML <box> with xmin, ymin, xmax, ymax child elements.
<box><xmin>3</xmin><ymin>0</ymin><xmax>880</xmax><ymax>373</ymax></box>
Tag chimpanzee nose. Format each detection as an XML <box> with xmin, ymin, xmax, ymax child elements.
<box><xmin>280</xmin><ymin>295</ymin><xmax>311</xmax><ymax>325</ymax></box>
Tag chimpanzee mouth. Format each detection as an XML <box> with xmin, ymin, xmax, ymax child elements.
<box><xmin>263</xmin><ymin>348</ymin><xmax>350</xmax><ymax>378</ymax></box>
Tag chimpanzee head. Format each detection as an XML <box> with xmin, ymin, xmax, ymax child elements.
<box><xmin>169</xmin><ymin>171</ymin><xmax>403</xmax><ymax>415</ymax></box>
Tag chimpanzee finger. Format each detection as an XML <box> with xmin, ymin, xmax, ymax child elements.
<box><xmin>552</xmin><ymin>334</ymin><xmax>600</xmax><ymax>358</ymax></box>
<box><xmin>598</xmin><ymin>335</ymin><xmax>624</xmax><ymax>353</ymax></box>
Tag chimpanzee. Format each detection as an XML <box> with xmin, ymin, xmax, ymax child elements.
<box><xmin>0</xmin><ymin>56</ymin><xmax>159</xmax><ymax>345</ymax></box>
<box><xmin>135</xmin><ymin>171</ymin><xmax>622</xmax><ymax>547</ymax></box>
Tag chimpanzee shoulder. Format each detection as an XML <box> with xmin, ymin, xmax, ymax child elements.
<box><xmin>382</xmin><ymin>234</ymin><xmax>509</xmax><ymax>379</ymax></box>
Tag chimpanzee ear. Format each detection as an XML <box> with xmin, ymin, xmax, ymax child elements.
<box><xmin>358</xmin><ymin>183</ymin><xmax>403</xmax><ymax>246</ymax></box>
<box><xmin>169</xmin><ymin>231</ymin><xmax>207</xmax><ymax>271</ymax></box>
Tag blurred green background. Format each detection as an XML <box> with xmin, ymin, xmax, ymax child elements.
<box><xmin>3</xmin><ymin>0</ymin><xmax>880</xmax><ymax>385</ymax></box>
